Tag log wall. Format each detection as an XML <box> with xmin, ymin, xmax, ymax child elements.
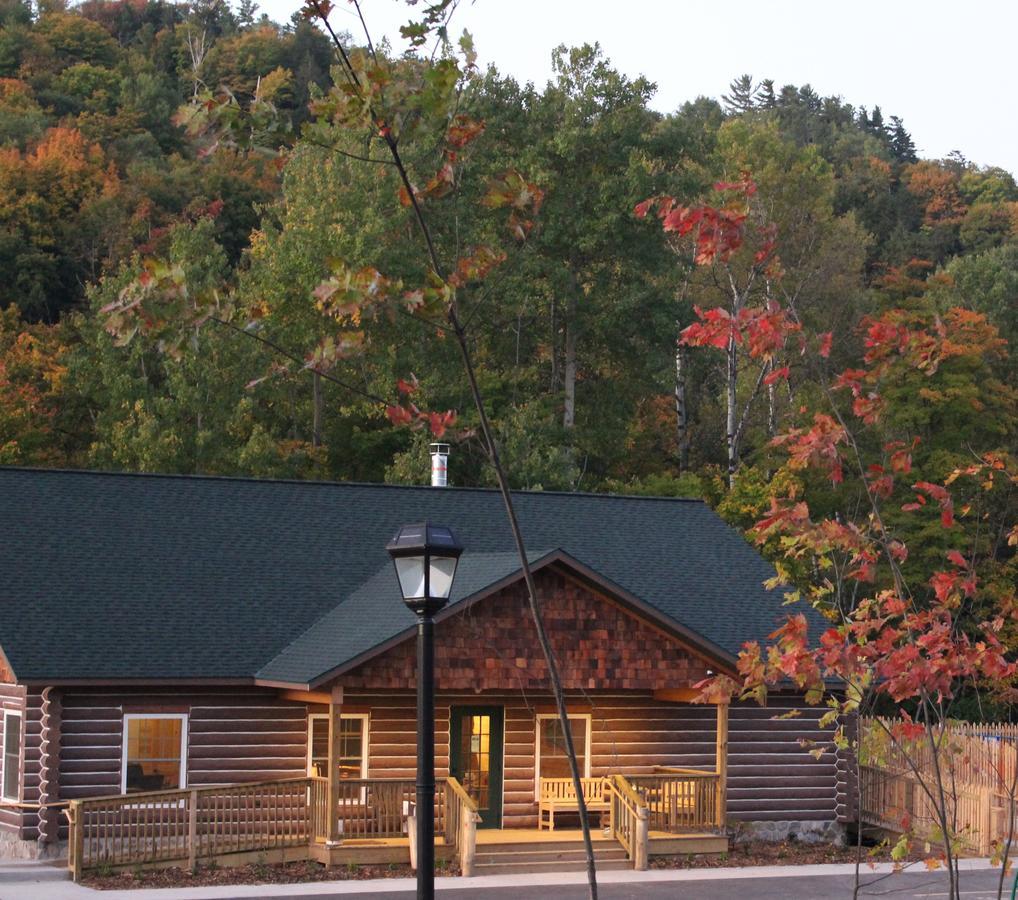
<box><xmin>12</xmin><ymin>687</ymin><xmax>308</xmax><ymax>843</ymax></box>
<box><xmin>3</xmin><ymin>683</ymin><xmax>846</xmax><ymax>844</ymax></box>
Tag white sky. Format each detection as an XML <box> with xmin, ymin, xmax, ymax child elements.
<box><xmin>259</xmin><ymin>0</ymin><xmax>1017</xmax><ymax>176</ymax></box>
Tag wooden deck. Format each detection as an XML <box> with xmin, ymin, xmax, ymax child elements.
<box><xmin>315</xmin><ymin>826</ymin><xmax>727</xmax><ymax>865</ymax></box>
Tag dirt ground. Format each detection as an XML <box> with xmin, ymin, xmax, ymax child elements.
<box><xmin>82</xmin><ymin>858</ymin><xmax>457</xmax><ymax>890</ymax></box>
<box><xmin>83</xmin><ymin>840</ymin><xmax>905</xmax><ymax>889</ymax></box>
<box><xmin>649</xmin><ymin>837</ymin><xmax>906</xmax><ymax>869</ymax></box>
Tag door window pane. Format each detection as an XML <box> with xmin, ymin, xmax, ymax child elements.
<box><xmin>459</xmin><ymin>715</ymin><xmax>492</xmax><ymax>810</ymax></box>
<box><xmin>124</xmin><ymin>717</ymin><xmax>184</xmax><ymax>793</ymax></box>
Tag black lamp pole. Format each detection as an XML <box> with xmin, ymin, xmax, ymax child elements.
<box><xmin>415</xmin><ymin>607</ymin><xmax>436</xmax><ymax>900</ymax></box>
<box><xmin>386</xmin><ymin>523</ymin><xmax>463</xmax><ymax>900</ymax></box>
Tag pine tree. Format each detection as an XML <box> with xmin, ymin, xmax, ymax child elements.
<box><xmin>754</xmin><ymin>78</ymin><xmax>776</xmax><ymax>109</ymax></box>
<box><xmin>869</xmin><ymin>104</ymin><xmax>886</xmax><ymax>137</ymax></box>
<box><xmin>237</xmin><ymin>0</ymin><xmax>257</xmax><ymax>28</ymax></box>
<box><xmin>889</xmin><ymin>116</ymin><xmax>917</xmax><ymax>162</ymax></box>
<box><xmin>722</xmin><ymin>74</ymin><xmax>755</xmax><ymax>114</ymax></box>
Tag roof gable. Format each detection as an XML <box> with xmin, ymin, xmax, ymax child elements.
<box><xmin>331</xmin><ymin>564</ymin><xmax>715</xmax><ymax>693</ymax></box>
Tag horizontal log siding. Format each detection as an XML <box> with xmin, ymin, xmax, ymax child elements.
<box><xmin>0</xmin><ymin>684</ymin><xmax>26</xmax><ymax>838</ymax></box>
<box><xmin>345</xmin><ymin>691</ymin><xmax>841</xmax><ymax>828</ymax></box>
<box><xmin>48</xmin><ymin>688</ymin><xmax>308</xmax><ymax>842</ymax></box>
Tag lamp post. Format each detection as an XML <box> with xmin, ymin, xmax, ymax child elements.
<box><xmin>386</xmin><ymin>522</ymin><xmax>463</xmax><ymax>900</ymax></box>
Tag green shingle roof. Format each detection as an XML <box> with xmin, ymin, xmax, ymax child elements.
<box><xmin>0</xmin><ymin>467</ymin><xmax>795</xmax><ymax>683</ymax></box>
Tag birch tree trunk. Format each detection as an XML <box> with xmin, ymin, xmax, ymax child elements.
<box><xmin>726</xmin><ymin>332</ymin><xmax>738</xmax><ymax>489</ymax></box>
<box><xmin>675</xmin><ymin>341</ymin><xmax>690</xmax><ymax>472</ymax></box>
<box><xmin>312</xmin><ymin>371</ymin><xmax>323</xmax><ymax>448</ymax></box>
<box><xmin>563</xmin><ymin>293</ymin><xmax>577</xmax><ymax>430</ymax></box>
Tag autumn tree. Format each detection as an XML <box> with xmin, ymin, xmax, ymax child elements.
<box><xmin>698</xmin><ymin>282</ymin><xmax>1016</xmax><ymax>897</ymax></box>
<box><xmin>637</xmin><ymin>119</ymin><xmax>868</xmax><ymax>486</ymax></box>
<box><xmin>0</xmin><ymin>305</ymin><xmax>75</xmax><ymax>463</ymax></box>
<box><xmin>99</xmin><ymin>5</ymin><xmax>603</xmax><ymax>895</ymax></box>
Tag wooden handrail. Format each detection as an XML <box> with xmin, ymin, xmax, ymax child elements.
<box><xmin>444</xmin><ymin>776</ymin><xmax>478</xmax><ymax>814</ymax></box>
<box><xmin>653</xmin><ymin>765</ymin><xmax>715</xmax><ymax>776</ymax></box>
<box><xmin>74</xmin><ymin>776</ymin><xmax>313</xmax><ymax>808</ymax></box>
<box><xmin>610</xmin><ymin>773</ymin><xmax>644</xmax><ymax>808</ymax></box>
<box><xmin>608</xmin><ymin>774</ymin><xmax>648</xmax><ymax>870</ymax></box>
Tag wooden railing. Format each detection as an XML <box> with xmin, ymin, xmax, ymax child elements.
<box><xmin>859</xmin><ymin>718</ymin><xmax>1018</xmax><ymax>856</ymax></box>
<box><xmin>309</xmin><ymin>776</ymin><xmax>329</xmax><ymax>842</ymax></box>
<box><xmin>313</xmin><ymin>776</ymin><xmax>454</xmax><ymax>843</ymax></box>
<box><xmin>607</xmin><ymin>774</ymin><xmax>648</xmax><ymax>870</ymax></box>
<box><xmin>629</xmin><ymin>771</ymin><xmax>721</xmax><ymax>833</ymax></box>
<box><xmin>67</xmin><ymin>778</ymin><xmax>313</xmax><ymax>881</ymax></box>
<box><xmin>444</xmin><ymin>776</ymin><xmax>480</xmax><ymax>875</ymax></box>
<box><xmin>68</xmin><ymin>775</ymin><xmax>467</xmax><ymax>879</ymax></box>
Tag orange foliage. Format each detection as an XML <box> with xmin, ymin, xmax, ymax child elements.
<box><xmin>0</xmin><ymin>307</ymin><xmax>71</xmax><ymax>464</ymax></box>
<box><xmin>904</xmin><ymin>161</ymin><xmax>968</xmax><ymax>227</ymax></box>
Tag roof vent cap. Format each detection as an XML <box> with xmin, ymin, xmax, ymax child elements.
<box><xmin>430</xmin><ymin>443</ymin><xmax>450</xmax><ymax>487</ymax></box>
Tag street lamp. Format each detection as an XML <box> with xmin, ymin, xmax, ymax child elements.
<box><xmin>386</xmin><ymin>522</ymin><xmax>463</xmax><ymax>900</ymax></box>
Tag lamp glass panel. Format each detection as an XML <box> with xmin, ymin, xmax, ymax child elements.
<box><xmin>428</xmin><ymin>556</ymin><xmax>458</xmax><ymax>599</ymax></box>
<box><xmin>394</xmin><ymin>556</ymin><xmax>427</xmax><ymax>600</ymax></box>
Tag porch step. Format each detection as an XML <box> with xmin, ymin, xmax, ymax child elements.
<box><xmin>472</xmin><ymin>841</ymin><xmax>631</xmax><ymax>875</ymax></box>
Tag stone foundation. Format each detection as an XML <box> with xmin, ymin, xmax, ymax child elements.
<box><xmin>732</xmin><ymin>819</ymin><xmax>846</xmax><ymax>845</ymax></box>
<box><xmin>0</xmin><ymin>831</ymin><xmax>66</xmax><ymax>861</ymax></box>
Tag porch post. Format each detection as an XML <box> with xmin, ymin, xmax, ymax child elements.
<box><xmin>715</xmin><ymin>700</ymin><xmax>728</xmax><ymax>830</ymax></box>
<box><xmin>327</xmin><ymin>685</ymin><xmax>344</xmax><ymax>844</ymax></box>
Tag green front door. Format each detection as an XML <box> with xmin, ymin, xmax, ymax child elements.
<box><xmin>449</xmin><ymin>706</ymin><xmax>504</xmax><ymax>828</ymax></box>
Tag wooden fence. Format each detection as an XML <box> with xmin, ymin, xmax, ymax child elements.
<box><xmin>859</xmin><ymin>718</ymin><xmax>1018</xmax><ymax>855</ymax></box>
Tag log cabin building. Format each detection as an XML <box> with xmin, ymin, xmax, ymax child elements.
<box><xmin>0</xmin><ymin>467</ymin><xmax>851</xmax><ymax>874</ymax></box>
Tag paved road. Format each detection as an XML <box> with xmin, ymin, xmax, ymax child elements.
<box><xmin>2</xmin><ymin>860</ymin><xmax>1012</xmax><ymax>900</ymax></box>
<box><xmin>207</xmin><ymin>869</ymin><xmax>1011</xmax><ymax>900</ymax></box>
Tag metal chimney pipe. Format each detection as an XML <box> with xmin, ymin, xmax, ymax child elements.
<box><xmin>429</xmin><ymin>443</ymin><xmax>450</xmax><ymax>487</ymax></box>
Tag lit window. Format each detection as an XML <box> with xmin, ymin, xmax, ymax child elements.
<box><xmin>2</xmin><ymin>712</ymin><xmax>21</xmax><ymax>801</ymax></box>
<box><xmin>535</xmin><ymin>714</ymin><xmax>591</xmax><ymax>797</ymax></box>
<box><xmin>308</xmin><ymin>715</ymin><xmax>368</xmax><ymax>780</ymax></box>
<box><xmin>121</xmin><ymin>715</ymin><xmax>187</xmax><ymax>794</ymax></box>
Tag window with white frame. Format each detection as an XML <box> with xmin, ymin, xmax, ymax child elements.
<box><xmin>534</xmin><ymin>714</ymin><xmax>591</xmax><ymax>797</ymax></box>
<box><xmin>121</xmin><ymin>714</ymin><xmax>187</xmax><ymax>794</ymax></box>
<box><xmin>308</xmin><ymin>714</ymin><xmax>369</xmax><ymax>781</ymax></box>
<box><xmin>2</xmin><ymin>711</ymin><xmax>22</xmax><ymax>801</ymax></box>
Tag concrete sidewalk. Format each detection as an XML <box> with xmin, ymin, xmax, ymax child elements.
<box><xmin>0</xmin><ymin>857</ymin><xmax>1000</xmax><ymax>900</ymax></box>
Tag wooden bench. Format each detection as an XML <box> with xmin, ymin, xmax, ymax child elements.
<box><xmin>538</xmin><ymin>777</ymin><xmax>610</xmax><ymax>831</ymax></box>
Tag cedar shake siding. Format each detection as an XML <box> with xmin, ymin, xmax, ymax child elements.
<box><xmin>338</xmin><ymin>571</ymin><xmax>712</xmax><ymax>692</ymax></box>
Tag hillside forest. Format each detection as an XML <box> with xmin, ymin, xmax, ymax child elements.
<box><xmin>2</xmin><ymin>0</ymin><xmax>1016</xmax><ymax>713</ymax></box>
